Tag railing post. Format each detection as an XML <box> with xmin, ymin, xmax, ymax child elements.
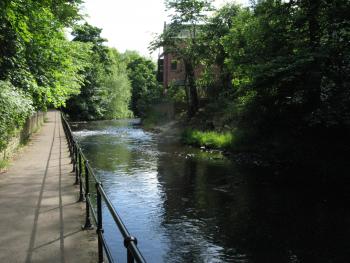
<box><xmin>69</xmin><ymin>133</ymin><xmax>73</xmax><ymax>160</ymax></box>
<box><xmin>96</xmin><ymin>183</ymin><xmax>104</xmax><ymax>263</ymax></box>
<box><xmin>82</xmin><ymin>160</ymin><xmax>93</xmax><ymax>230</ymax></box>
<box><xmin>77</xmin><ymin>151</ymin><xmax>85</xmax><ymax>202</ymax></box>
<box><xmin>127</xmin><ymin>250</ymin><xmax>134</xmax><ymax>263</ymax></box>
<box><xmin>69</xmin><ymin>139</ymin><xmax>73</xmax><ymax>159</ymax></box>
<box><xmin>71</xmin><ymin>143</ymin><xmax>75</xmax><ymax>168</ymax></box>
<box><xmin>75</xmin><ymin>146</ymin><xmax>79</xmax><ymax>185</ymax></box>
<box><xmin>124</xmin><ymin>237</ymin><xmax>137</xmax><ymax>263</ymax></box>
<box><xmin>70</xmin><ymin>133</ymin><xmax>74</xmax><ymax>161</ymax></box>
<box><xmin>63</xmin><ymin>122</ymin><xmax>69</xmax><ymax>151</ymax></box>
<box><xmin>72</xmin><ymin>143</ymin><xmax>77</xmax><ymax>171</ymax></box>
<box><xmin>75</xmin><ymin>143</ymin><xmax>78</xmax><ymax>168</ymax></box>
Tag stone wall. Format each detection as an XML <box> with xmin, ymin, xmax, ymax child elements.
<box><xmin>0</xmin><ymin>112</ymin><xmax>45</xmax><ymax>162</ymax></box>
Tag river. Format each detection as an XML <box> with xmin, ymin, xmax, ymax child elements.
<box><xmin>72</xmin><ymin>119</ymin><xmax>350</xmax><ymax>263</ymax></box>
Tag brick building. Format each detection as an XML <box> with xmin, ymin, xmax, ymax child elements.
<box><xmin>158</xmin><ymin>50</ymin><xmax>208</xmax><ymax>89</ymax></box>
<box><xmin>158</xmin><ymin>51</ymin><xmax>184</xmax><ymax>88</ymax></box>
<box><xmin>157</xmin><ymin>23</ymin><xmax>204</xmax><ymax>89</ymax></box>
<box><xmin>157</xmin><ymin>22</ymin><xmax>221</xmax><ymax>96</ymax></box>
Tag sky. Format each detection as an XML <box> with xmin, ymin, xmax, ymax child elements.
<box><xmin>81</xmin><ymin>0</ymin><xmax>250</xmax><ymax>60</ymax></box>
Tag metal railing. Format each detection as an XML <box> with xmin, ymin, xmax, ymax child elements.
<box><xmin>61</xmin><ymin>112</ymin><xmax>147</xmax><ymax>263</ymax></box>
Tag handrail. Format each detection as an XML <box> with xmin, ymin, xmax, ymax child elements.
<box><xmin>60</xmin><ymin>112</ymin><xmax>147</xmax><ymax>263</ymax></box>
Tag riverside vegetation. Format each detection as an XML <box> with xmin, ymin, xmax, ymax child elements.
<box><xmin>1</xmin><ymin>0</ymin><xmax>349</xmax><ymax>173</ymax></box>
<box><xmin>0</xmin><ymin>0</ymin><xmax>159</xmax><ymax>159</ymax></box>
<box><xmin>150</xmin><ymin>0</ymin><xmax>350</xmax><ymax>170</ymax></box>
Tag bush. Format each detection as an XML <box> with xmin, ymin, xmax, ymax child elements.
<box><xmin>0</xmin><ymin>81</ymin><xmax>34</xmax><ymax>151</ymax></box>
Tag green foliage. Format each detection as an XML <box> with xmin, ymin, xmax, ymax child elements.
<box><xmin>149</xmin><ymin>0</ymin><xmax>350</xmax><ymax>160</ymax></box>
<box><xmin>165</xmin><ymin>0</ymin><xmax>213</xmax><ymax>24</ymax></box>
<box><xmin>0</xmin><ymin>159</ymin><xmax>10</xmax><ymax>170</ymax></box>
<box><xmin>71</xmin><ymin>23</ymin><xmax>109</xmax><ymax>60</ymax></box>
<box><xmin>0</xmin><ymin>0</ymin><xmax>92</xmax><ymax>152</ymax></box>
<box><xmin>197</xmin><ymin>3</ymin><xmax>240</xmax><ymax>93</ymax></box>
<box><xmin>182</xmin><ymin>129</ymin><xmax>234</xmax><ymax>149</ymax></box>
<box><xmin>166</xmin><ymin>82</ymin><xmax>187</xmax><ymax>104</ymax></box>
<box><xmin>151</xmin><ymin>0</ymin><xmax>213</xmax><ymax>117</ymax></box>
<box><xmin>0</xmin><ymin>0</ymin><xmax>86</xmax><ymax>110</ymax></box>
<box><xmin>66</xmin><ymin>24</ymin><xmax>133</xmax><ymax>120</ymax></box>
<box><xmin>65</xmin><ymin>23</ymin><xmax>108</xmax><ymax>120</ymax></box>
<box><xmin>220</xmin><ymin>0</ymin><xmax>350</xmax><ymax>134</ymax></box>
<box><xmin>101</xmin><ymin>49</ymin><xmax>133</xmax><ymax>119</ymax></box>
<box><xmin>0</xmin><ymin>81</ymin><xmax>34</xmax><ymax>151</ymax></box>
<box><xmin>123</xmin><ymin>51</ymin><xmax>162</xmax><ymax>117</ymax></box>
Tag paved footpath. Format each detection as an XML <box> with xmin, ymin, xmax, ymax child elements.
<box><xmin>0</xmin><ymin>111</ymin><xmax>97</xmax><ymax>263</ymax></box>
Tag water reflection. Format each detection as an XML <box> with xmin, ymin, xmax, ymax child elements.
<box><xmin>73</xmin><ymin>119</ymin><xmax>350</xmax><ymax>263</ymax></box>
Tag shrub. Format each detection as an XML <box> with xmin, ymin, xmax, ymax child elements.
<box><xmin>0</xmin><ymin>81</ymin><xmax>34</xmax><ymax>151</ymax></box>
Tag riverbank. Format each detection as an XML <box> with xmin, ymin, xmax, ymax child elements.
<box><xmin>142</xmin><ymin>113</ymin><xmax>350</xmax><ymax>181</ymax></box>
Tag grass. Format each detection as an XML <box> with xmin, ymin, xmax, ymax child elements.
<box><xmin>0</xmin><ymin>159</ymin><xmax>9</xmax><ymax>171</ymax></box>
<box><xmin>182</xmin><ymin>129</ymin><xmax>234</xmax><ymax>150</ymax></box>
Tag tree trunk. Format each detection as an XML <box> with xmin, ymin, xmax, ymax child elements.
<box><xmin>184</xmin><ymin>74</ymin><xmax>191</xmax><ymax>114</ymax></box>
<box><xmin>303</xmin><ymin>0</ymin><xmax>322</xmax><ymax>113</ymax></box>
<box><xmin>306</xmin><ymin>0</ymin><xmax>321</xmax><ymax>50</ymax></box>
<box><xmin>184</xmin><ymin>59</ymin><xmax>198</xmax><ymax>118</ymax></box>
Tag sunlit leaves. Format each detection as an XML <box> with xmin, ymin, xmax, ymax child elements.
<box><xmin>66</xmin><ymin>24</ymin><xmax>133</xmax><ymax>120</ymax></box>
<box><xmin>123</xmin><ymin>51</ymin><xmax>161</xmax><ymax>117</ymax></box>
<box><xmin>0</xmin><ymin>0</ymin><xmax>87</xmax><ymax>110</ymax></box>
<box><xmin>0</xmin><ymin>81</ymin><xmax>34</xmax><ymax>150</ymax></box>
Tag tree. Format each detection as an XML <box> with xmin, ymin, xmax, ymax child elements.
<box><xmin>0</xmin><ymin>0</ymin><xmax>91</xmax><ymax>151</ymax></box>
<box><xmin>217</xmin><ymin>0</ymin><xmax>350</xmax><ymax>158</ymax></box>
<box><xmin>66</xmin><ymin>23</ymin><xmax>133</xmax><ymax>120</ymax></box>
<box><xmin>123</xmin><ymin>51</ymin><xmax>161</xmax><ymax>117</ymax></box>
<box><xmin>100</xmin><ymin>49</ymin><xmax>133</xmax><ymax>119</ymax></box>
<box><xmin>199</xmin><ymin>3</ymin><xmax>240</xmax><ymax>93</ymax></box>
<box><xmin>151</xmin><ymin>0</ymin><xmax>213</xmax><ymax>117</ymax></box>
<box><xmin>65</xmin><ymin>23</ymin><xmax>108</xmax><ymax>119</ymax></box>
<box><xmin>0</xmin><ymin>0</ymin><xmax>86</xmax><ymax>109</ymax></box>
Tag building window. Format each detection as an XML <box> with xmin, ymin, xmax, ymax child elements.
<box><xmin>157</xmin><ymin>59</ymin><xmax>164</xmax><ymax>82</ymax></box>
<box><xmin>171</xmin><ymin>60</ymin><xmax>178</xmax><ymax>71</ymax></box>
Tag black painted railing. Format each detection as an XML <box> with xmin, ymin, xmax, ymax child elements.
<box><xmin>61</xmin><ymin>112</ymin><xmax>147</xmax><ymax>263</ymax></box>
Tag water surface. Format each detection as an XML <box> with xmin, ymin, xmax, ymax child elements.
<box><xmin>73</xmin><ymin>119</ymin><xmax>350</xmax><ymax>263</ymax></box>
